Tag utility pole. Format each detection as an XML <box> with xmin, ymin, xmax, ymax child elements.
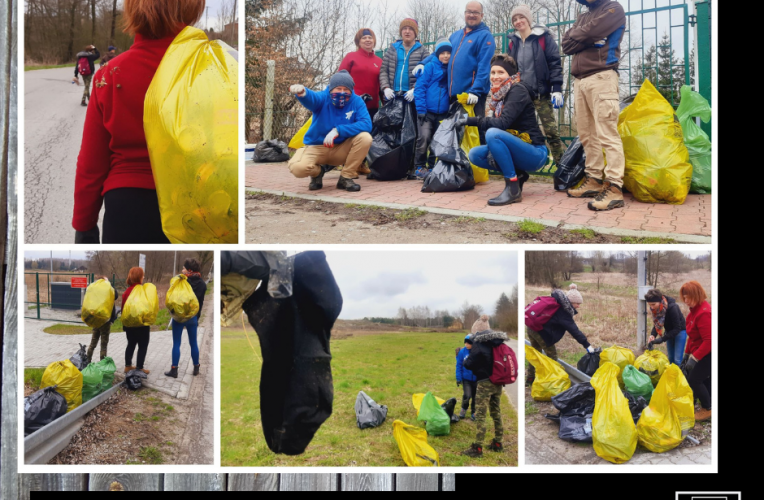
<box><xmin>206</xmin><ymin>6</ymin><xmax>210</xmax><ymax>30</ymax></box>
<box><xmin>173</xmin><ymin>251</ymin><xmax>177</xmax><ymax>276</ymax></box>
<box><xmin>69</xmin><ymin>250</ymin><xmax>72</xmax><ymax>270</ymax></box>
<box><xmin>50</xmin><ymin>251</ymin><xmax>53</xmax><ymax>273</ymax></box>
<box><xmin>637</xmin><ymin>251</ymin><xmax>651</xmax><ymax>351</ymax></box>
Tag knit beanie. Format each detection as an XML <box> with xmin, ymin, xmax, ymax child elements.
<box><xmin>490</xmin><ymin>54</ymin><xmax>518</xmax><ymax>76</ymax></box>
<box><xmin>567</xmin><ymin>283</ymin><xmax>583</xmax><ymax>305</ymax></box>
<box><xmin>464</xmin><ymin>334</ymin><xmax>473</xmax><ymax>345</ymax></box>
<box><xmin>399</xmin><ymin>18</ymin><xmax>419</xmax><ymax>38</ymax></box>
<box><xmin>471</xmin><ymin>314</ymin><xmax>491</xmax><ymax>334</ymax></box>
<box><xmin>510</xmin><ymin>4</ymin><xmax>533</xmax><ymax>26</ymax></box>
<box><xmin>329</xmin><ymin>70</ymin><xmax>355</xmax><ymax>93</ymax></box>
<box><xmin>434</xmin><ymin>37</ymin><xmax>452</xmax><ymax>56</ymax></box>
<box><xmin>354</xmin><ymin>28</ymin><xmax>377</xmax><ymax>48</ymax></box>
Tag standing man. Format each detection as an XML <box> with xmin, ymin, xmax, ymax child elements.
<box><xmin>73</xmin><ymin>45</ymin><xmax>100</xmax><ymax>107</ymax></box>
<box><xmin>562</xmin><ymin>0</ymin><xmax>627</xmax><ymax>211</ymax></box>
<box><xmin>86</xmin><ymin>276</ymin><xmax>117</xmax><ymax>364</ymax></box>
<box><xmin>100</xmin><ymin>45</ymin><xmax>118</xmax><ymax>67</ymax></box>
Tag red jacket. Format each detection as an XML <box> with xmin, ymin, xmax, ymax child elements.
<box><xmin>685</xmin><ymin>300</ymin><xmax>711</xmax><ymax>361</ymax></box>
<box><xmin>338</xmin><ymin>49</ymin><xmax>383</xmax><ymax>110</ymax></box>
<box><xmin>72</xmin><ymin>32</ymin><xmax>180</xmax><ymax>232</ymax></box>
<box><xmin>122</xmin><ymin>284</ymin><xmax>137</xmax><ymax>309</ymax></box>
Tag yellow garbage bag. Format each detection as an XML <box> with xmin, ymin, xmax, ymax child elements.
<box><xmin>634</xmin><ymin>349</ymin><xmax>670</xmax><ymax>387</ymax></box>
<box><xmin>591</xmin><ymin>362</ymin><xmax>637</xmax><ymax>463</ymax></box>
<box><xmin>40</xmin><ymin>360</ymin><xmax>83</xmax><ymax>413</ymax></box>
<box><xmin>122</xmin><ymin>283</ymin><xmax>159</xmax><ymax>328</ymax></box>
<box><xmin>618</xmin><ymin>79</ymin><xmax>693</xmax><ymax>204</ymax></box>
<box><xmin>166</xmin><ymin>274</ymin><xmax>200</xmax><ymax>323</ymax></box>
<box><xmin>456</xmin><ymin>93</ymin><xmax>489</xmax><ymax>183</ymax></box>
<box><xmin>525</xmin><ymin>345</ymin><xmax>571</xmax><ymax>401</ymax></box>
<box><xmin>636</xmin><ymin>364</ymin><xmax>695</xmax><ymax>452</ymax></box>
<box><xmin>145</xmin><ymin>26</ymin><xmax>238</xmax><ymax>244</ymax></box>
<box><xmin>392</xmin><ymin>420</ymin><xmax>439</xmax><ymax>467</ymax></box>
<box><xmin>412</xmin><ymin>393</ymin><xmax>446</xmax><ymax>417</ymax></box>
<box><xmin>600</xmin><ymin>345</ymin><xmax>635</xmax><ymax>385</ymax></box>
<box><xmin>289</xmin><ymin>117</ymin><xmax>312</xmax><ymax>150</ymax></box>
<box><xmin>80</xmin><ymin>279</ymin><xmax>115</xmax><ymax>328</ymax></box>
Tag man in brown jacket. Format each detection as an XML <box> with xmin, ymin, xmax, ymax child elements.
<box><xmin>562</xmin><ymin>0</ymin><xmax>626</xmax><ymax>211</ymax></box>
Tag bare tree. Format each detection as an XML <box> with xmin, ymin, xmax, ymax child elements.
<box><xmin>405</xmin><ymin>0</ymin><xmax>461</xmax><ymax>44</ymax></box>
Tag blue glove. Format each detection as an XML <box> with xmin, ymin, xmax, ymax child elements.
<box><xmin>551</xmin><ymin>92</ymin><xmax>564</xmax><ymax>109</ymax></box>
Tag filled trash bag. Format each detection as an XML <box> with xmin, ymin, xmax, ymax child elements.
<box><xmin>40</xmin><ymin>360</ymin><xmax>83</xmax><ymax>413</ymax></box>
<box><xmin>122</xmin><ymin>283</ymin><xmax>159</xmax><ymax>327</ymax></box>
<box><xmin>93</xmin><ymin>357</ymin><xmax>117</xmax><ymax>389</ymax></box>
<box><xmin>392</xmin><ymin>419</ymin><xmax>439</xmax><ymax>467</ymax></box>
<box><xmin>441</xmin><ymin>397</ymin><xmax>457</xmax><ymax>418</ymax></box>
<box><xmin>636</xmin><ymin>364</ymin><xmax>695</xmax><ymax>452</ymax></box>
<box><xmin>618</xmin><ymin>79</ymin><xmax>693</xmax><ymax>204</ymax></box>
<box><xmin>166</xmin><ymin>274</ymin><xmax>200</xmax><ymax>323</ymax></box>
<box><xmin>421</xmin><ymin>159</ymin><xmax>476</xmax><ymax>193</ymax></box>
<box><xmin>145</xmin><ymin>26</ymin><xmax>239</xmax><ymax>243</ymax></box>
<box><xmin>548</xmin><ymin>382</ymin><xmax>596</xmax><ymax>443</ymax></box>
<box><xmin>412</xmin><ymin>393</ymin><xmax>446</xmax><ymax>416</ymax></box>
<box><xmin>525</xmin><ymin>345</ymin><xmax>571</xmax><ymax>401</ymax></box>
<box><xmin>634</xmin><ymin>349</ymin><xmax>670</xmax><ymax>387</ymax></box>
<box><xmin>24</xmin><ymin>386</ymin><xmax>68</xmax><ymax>436</ymax></box>
<box><xmin>599</xmin><ymin>345</ymin><xmax>635</xmax><ymax>385</ymax></box>
<box><xmin>417</xmin><ymin>392</ymin><xmax>451</xmax><ymax>436</ymax></box>
<box><xmin>456</xmin><ymin>93</ymin><xmax>489</xmax><ymax>183</ymax></box>
<box><xmin>553</xmin><ymin>137</ymin><xmax>586</xmax><ymax>191</ymax></box>
<box><xmin>577</xmin><ymin>348</ymin><xmax>601</xmax><ymax>376</ymax></box>
<box><xmin>69</xmin><ymin>343</ymin><xmax>89</xmax><ymax>371</ymax></box>
<box><xmin>590</xmin><ymin>362</ymin><xmax>637</xmax><ymax>464</ymax></box>
<box><xmin>428</xmin><ymin>101</ymin><xmax>470</xmax><ymax>166</ymax></box>
<box><xmin>81</xmin><ymin>279</ymin><xmax>115</xmax><ymax>328</ymax></box>
<box><xmin>623</xmin><ymin>390</ymin><xmax>648</xmax><ymax>424</ymax></box>
<box><xmin>623</xmin><ymin>365</ymin><xmax>653</xmax><ymax>402</ymax></box>
<box><xmin>552</xmin><ymin>382</ymin><xmax>595</xmax><ymax>415</ymax></box>
<box><xmin>676</xmin><ymin>85</ymin><xmax>711</xmax><ymax>194</ymax></box>
<box><xmin>355</xmin><ymin>391</ymin><xmax>388</xmax><ymax>429</ymax></box>
<box><xmin>288</xmin><ymin>117</ymin><xmax>311</xmax><ymax>150</ymax></box>
<box><xmin>80</xmin><ymin>363</ymin><xmax>104</xmax><ymax>403</ymax></box>
<box><xmin>367</xmin><ymin>97</ymin><xmax>417</xmax><ymax>181</ymax></box>
<box><xmin>253</xmin><ymin>139</ymin><xmax>290</xmax><ymax>162</ymax></box>
<box><xmin>125</xmin><ymin>369</ymin><xmax>148</xmax><ymax>390</ymax></box>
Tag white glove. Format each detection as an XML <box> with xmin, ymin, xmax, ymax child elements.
<box><xmin>467</xmin><ymin>93</ymin><xmax>479</xmax><ymax>105</ymax></box>
<box><xmin>593</xmin><ymin>38</ymin><xmax>606</xmax><ymax>48</ymax></box>
<box><xmin>404</xmin><ymin>89</ymin><xmax>415</xmax><ymax>101</ymax></box>
<box><xmin>383</xmin><ymin>88</ymin><xmax>395</xmax><ymax>100</ymax></box>
<box><xmin>413</xmin><ymin>64</ymin><xmax>425</xmax><ymax>77</ymax></box>
<box><xmin>289</xmin><ymin>84</ymin><xmax>306</xmax><ymax>96</ymax></box>
<box><xmin>587</xmin><ymin>346</ymin><xmax>595</xmax><ymax>354</ymax></box>
<box><xmin>551</xmin><ymin>92</ymin><xmax>564</xmax><ymax>109</ymax></box>
<box><xmin>323</xmin><ymin>128</ymin><xmax>339</xmax><ymax>147</ymax></box>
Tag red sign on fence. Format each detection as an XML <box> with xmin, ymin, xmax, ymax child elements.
<box><xmin>71</xmin><ymin>277</ymin><xmax>88</xmax><ymax>288</ymax></box>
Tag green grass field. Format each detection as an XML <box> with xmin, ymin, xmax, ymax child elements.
<box><xmin>42</xmin><ymin>309</ymin><xmax>172</xmax><ymax>335</ymax></box>
<box><xmin>222</xmin><ymin>330</ymin><xmax>518</xmax><ymax>467</ymax></box>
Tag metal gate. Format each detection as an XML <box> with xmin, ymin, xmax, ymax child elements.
<box><xmin>24</xmin><ymin>272</ymin><xmax>117</xmax><ymax>323</ymax></box>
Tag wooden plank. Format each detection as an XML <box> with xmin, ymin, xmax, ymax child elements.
<box><xmin>280</xmin><ymin>474</ymin><xmax>338</xmax><ymax>491</ymax></box>
<box><xmin>395</xmin><ymin>474</ymin><xmax>439</xmax><ymax>492</ymax></box>
<box><xmin>227</xmin><ymin>474</ymin><xmax>279</xmax><ymax>491</ymax></box>
<box><xmin>341</xmin><ymin>474</ymin><xmax>393</xmax><ymax>491</ymax></box>
<box><xmin>442</xmin><ymin>474</ymin><xmax>456</xmax><ymax>491</ymax></box>
<box><xmin>164</xmin><ymin>474</ymin><xmax>226</xmax><ymax>491</ymax></box>
<box><xmin>89</xmin><ymin>474</ymin><xmax>163</xmax><ymax>491</ymax></box>
<box><xmin>20</xmin><ymin>475</ymin><xmax>89</xmax><ymax>498</ymax></box>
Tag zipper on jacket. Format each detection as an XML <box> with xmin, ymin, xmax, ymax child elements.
<box><xmin>398</xmin><ymin>44</ymin><xmax>417</xmax><ymax>91</ymax></box>
<box><xmin>449</xmin><ymin>32</ymin><xmax>468</xmax><ymax>96</ymax></box>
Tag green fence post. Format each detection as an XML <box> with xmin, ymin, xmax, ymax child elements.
<box><xmin>695</xmin><ymin>0</ymin><xmax>711</xmax><ymax>138</ymax></box>
<box><xmin>36</xmin><ymin>272</ymin><xmax>40</xmax><ymax>320</ymax></box>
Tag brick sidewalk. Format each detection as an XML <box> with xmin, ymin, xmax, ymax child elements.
<box><xmin>246</xmin><ymin>162</ymin><xmax>712</xmax><ymax>242</ymax></box>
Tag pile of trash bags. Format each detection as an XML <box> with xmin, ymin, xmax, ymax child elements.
<box><xmin>253</xmin><ymin>140</ymin><xmax>290</xmax><ymax>163</ymax></box>
<box><xmin>599</xmin><ymin>345</ymin><xmax>635</xmax><ymax>386</ymax></box>
<box><xmin>421</xmin><ymin>101</ymin><xmax>476</xmax><ymax>193</ymax></box>
<box><xmin>122</xmin><ymin>283</ymin><xmax>159</xmax><ymax>327</ymax></box>
<box><xmin>166</xmin><ymin>274</ymin><xmax>200</xmax><ymax>322</ymax></box>
<box><xmin>367</xmin><ymin>96</ymin><xmax>417</xmax><ymax>181</ymax></box>
<box><xmin>634</xmin><ymin>349</ymin><xmax>670</xmax><ymax>386</ymax></box>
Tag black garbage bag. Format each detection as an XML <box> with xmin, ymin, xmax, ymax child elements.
<box><xmin>69</xmin><ymin>343</ymin><xmax>89</xmax><ymax>371</ymax></box>
<box><xmin>367</xmin><ymin>97</ymin><xmax>417</xmax><ymax>181</ymax></box>
<box><xmin>355</xmin><ymin>391</ymin><xmax>388</xmax><ymax>429</ymax></box>
<box><xmin>24</xmin><ymin>386</ymin><xmax>68</xmax><ymax>436</ymax></box>
<box><xmin>440</xmin><ymin>397</ymin><xmax>457</xmax><ymax>419</ymax></box>
<box><xmin>125</xmin><ymin>369</ymin><xmax>148</xmax><ymax>390</ymax></box>
<box><xmin>576</xmin><ymin>349</ymin><xmax>601</xmax><ymax>377</ymax></box>
<box><xmin>253</xmin><ymin>140</ymin><xmax>290</xmax><ymax>163</ymax></box>
<box><xmin>421</xmin><ymin>160</ymin><xmax>475</xmax><ymax>192</ymax></box>
<box><xmin>451</xmin><ymin>414</ymin><xmax>461</xmax><ymax>423</ymax></box>
<box><xmin>421</xmin><ymin>102</ymin><xmax>475</xmax><ymax>192</ymax></box>
<box><xmin>559</xmin><ymin>413</ymin><xmax>594</xmax><ymax>442</ymax></box>
<box><xmin>551</xmin><ymin>382</ymin><xmax>595</xmax><ymax>415</ymax></box>
<box><xmin>623</xmin><ymin>390</ymin><xmax>648</xmax><ymax>424</ymax></box>
<box><xmin>553</xmin><ymin>137</ymin><xmax>587</xmax><ymax>191</ymax></box>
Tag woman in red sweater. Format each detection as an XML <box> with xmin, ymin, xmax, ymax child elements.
<box><xmin>123</xmin><ymin>267</ymin><xmax>151</xmax><ymax>374</ymax></box>
<box><xmin>680</xmin><ymin>280</ymin><xmax>712</xmax><ymax>421</ymax></box>
<box><xmin>339</xmin><ymin>28</ymin><xmax>383</xmax><ymax>121</ymax></box>
<box><xmin>72</xmin><ymin>0</ymin><xmax>206</xmax><ymax>244</ymax></box>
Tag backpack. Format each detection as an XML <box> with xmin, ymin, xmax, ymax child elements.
<box><xmin>490</xmin><ymin>343</ymin><xmax>518</xmax><ymax>385</ymax></box>
<box><xmin>525</xmin><ymin>296</ymin><xmax>560</xmax><ymax>331</ymax></box>
<box><xmin>77</xmin><ymin>57</ymin><xmax>92</xmax><ymax>76</ymax></box>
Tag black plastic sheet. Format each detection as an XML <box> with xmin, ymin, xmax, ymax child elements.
<box><xmin>24</xmin><ymin>386</ymin><xmax>68</xmax><ymax>436</ymax></box>
<box><xmin>253</xmin><ymin>140</ymin><xmax>290</xmax><ymax>162</ymax></box>
<box><xmin>125</xmin><ymin>369</ymin><xmax>148</xmax><ymax>390</ymax></box>
<box><xmin>367</xmin><ymin>97</ymin><xmax>417</xmax><ymax>181</ymax></box>
<box><xmin>576</xmin><ymin>349</ymin><xmax>601</xmax><ymax>377</ymax></box>
<box><xmin>355</xmin><ymin>391</ymin><xmax>388</xmax><ymax>429</ymax></box>
<box><xmin>553</xmin><ymin>137</ymin><xmax>587</xmax><ymax>191</ymax></box>
<box><xmin>441</xmin><ymin>397</ymin><xmax>457</xmax><ymax>418</ymax></box>
<box><xmin>69</xmin><ymin>343</ymin><xmax>89</xmax><ymax>371</ymax></box>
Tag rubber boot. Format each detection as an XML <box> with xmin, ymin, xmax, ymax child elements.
<box><xmin>308</xmin><ymin>167</ymin><xmax>324</xmax><ymax>191</ymax></box>
<box><xmin>516</xmin><ymin>170</ymin><xmax>529</xmax><ymax>191</ymax></box>
<box><xmin>487</xmin><ymin>178</ymin><xmax>522</xmax><ymax>206</ymax></box>
<box><xmin>193</xmin><ymin>364</ymin><xmax>200</xmax><ymax>376</ymax></box>
<box><xmin>164</xmin><ymin>366</ymin><xmax>178</xmax><ymax>378</ymax></box>
<box><xmin>461</xmin><ymin>443</ymin><xmax>483</xmax><ymax>458</ymax></box>
<box><xmin>337</xmin><ymin>176</ymin><xmax>361</xmax><ymax>192</ymax></box>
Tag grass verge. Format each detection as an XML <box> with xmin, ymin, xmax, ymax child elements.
<box><xmin>25</xmin><ymin>63</ymin><xmax>75</xmax><ymax>71</ymax></box>
<box><xmin>517</xmin><ymin>219</ymin><xmax>546</xmax><ymax>234</ymax></box>
<box><xmin>42</xmin><ymin>309</ymin><xmax>172</xmax><ymax>335</ymax></box>
<box><xmin>24</xmin><ymin>368</ymin><xmax>45</xmax><ymax>391</ymax></box>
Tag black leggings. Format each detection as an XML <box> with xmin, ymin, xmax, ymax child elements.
<box><xmin>103</xmin><ymin>188</ymin><xmax>170</xmax><ymax>244</ymax></box>
<box><xmin>461</xmin><ymin>379</ymin><xmax>477</xmax><ymax>414</ymax></box>
<box><xmin>687</xmin><ymin>353</ymin><xmax>711</xmax><ymax>409</ymax></box>
<box><xmin>125</xmin><ymin>326</ymin><xmax>151</xmax><ymax>369</ymax></box>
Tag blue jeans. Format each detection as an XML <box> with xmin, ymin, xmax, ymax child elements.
<box><xmin>171</xmin><ymin>315</ymin><xmax>199</xmax><ymax>367</ymax></box>
<box><xmin>665</xmin><ymin>330</ymin><xmax>687</xmax><ymax>366</ymax></box>
<box><xmin>468</xmin><ymin>128</ymin><xmax>548</xmax><ymax>179</ymax></box>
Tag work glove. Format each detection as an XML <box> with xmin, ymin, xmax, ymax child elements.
<box><xmin>679</xmin><ymin>352</ymin><xmax>690</xmax><ymax>370</ymax></box>
<box><xmin>586</xmin><ymin>345</ymin><xmax>595</xmax><ymax>354</ymax></box>
<box><xmin>551</xmin><ymin>92</ymin><xmax>564</xmax><ymax>109</ymax></box>
<box><xmin>323</xmin><ymin>128</ymin><xmax>339</xmax><ymax>148</ymax></box>
<box><xmin>413</xmin><ymin>64</ymin><xmax>425</xmax><ymax>77</ymax></box>
<box><xmin>359</xmin><ymin>93</ymin><xmax>373</xmax><ymax>102</ymax></box>
<box><xmin>457</xmin><ymin>380</ymin><xmax>462</xmax><ymax>387</ymax></box>
<box><xmin>647</xmin><ymin>341</ymin><xmax>654</xmax><ymax>350</ymax></box>
<box><xmin>383</xmin><ymin>88</ymin><xmax>395</xmax><ymax>100</ymax></box>
<box><xmin>466</xmin><ymin>93</ymin><xmax>479</xmax><ymax>105</ymax></box>
<box><xmin>289</xmin><ymin>84</ymin><xmax>306</xmax><ymax>96</ymax></box>
<box><xmin>75</xmin><ymin>226</ymin><xmax>100</xmax><ymax>244</ymax></box>
<box><xmin>683</xmin><ymin>354</ymin><xmax>698</xmax><ymax>376</ymax></box>
<box><xmin>593</xmin><ymin>38</ymin><xmax>606</xmax><ymax>48</ymax></box>
<box><xmin>404</xmin><ymin>88</ymin><xmax>415</xmax><ymax>101</ymax></box>
<box><xmin>453</xmin><ymin>115</ymin><xmax>468</xmax><ymax>128</ymax></box>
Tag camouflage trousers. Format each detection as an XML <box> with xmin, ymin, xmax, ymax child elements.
<box><xmin>526</xmin><ymin>328</ymin><xmax>558</xmax><ymax>380</ymax></box>
<box><xmin>534</xmin><ymin>96</ymin><xmax>565</xmax><ymax>165</ymax></box>
<box><xmin>474</xmin><ymin>379</ymin><xmax>503</xmax><ymax>446</ymax></box>
<box><xmin>82</xmin><ymin>74</ymin><xmax>93</xmax><ymax>101</ymax></box>
<box><xmin>86</xmin><ymin>321</ymin><xmax>111</xmax><ymax>363</ymax></box>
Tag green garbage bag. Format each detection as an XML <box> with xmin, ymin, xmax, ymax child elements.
<box><xmin>622</xmin><ymin>365</ymin><xmax>653</xmax><ymax>402</ymax></box>
<box><xmin>676</xmin><ymin>85</ymin><xmax>711</xmax><ymax>194</ymax></box>
<box><xmin>93</xmin><ymin>357</ymin><xmax>117</xmax><ymax>389</ymax></box>
<box><xmin>417</xmin><ymin>392</ymin><xmax>450</xmax><ymax>436</ymax></box>
<box><xmin>81</xmin><ymin>363</ymin><xmax>104</xmax><ymax>403</ymax></box>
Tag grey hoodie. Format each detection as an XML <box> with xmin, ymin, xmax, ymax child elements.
<box><xmin>507</xmin><ymin>24</ymin><xmax>563</xmax><ymax>97</ymax></box>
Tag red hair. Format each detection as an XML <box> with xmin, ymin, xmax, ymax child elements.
<box><xmin>679</xmin><ymin>280</ymin><xmax>707</xmax><ymax>306</ymax></box>
<box><xmin>127</xmin><ymin>267</ymin><xmax>145</xmax><ymax>287</ymax></box>
<box><xmin>354</xmin><ymin>28</ymin><xmax>377</xmax><ymax>48</ymax></box>
<box><xmin>123</xmin><ymin>0</ymin><xmax>205</xmax><ymax>39</ymax></box>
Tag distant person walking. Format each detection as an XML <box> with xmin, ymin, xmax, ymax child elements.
<box><xmin>123</xmin><ymin>267</ymin><xmax>151</xmax><ymax>374</ymax></box>
<box><xmin>100</xmin><ymin>45</ymin><xmax>118</xmax><ymax>67</ymax></box>
<box><xmin>85</xmin><ymin>276</ymin><xmax>117</xmax><ymax>364</ymax></box>
<box><xmin>74</xmin><ymin>45</ymin><xmax>100</xmax><ymax>106</ymax></box>
<box><xmin>165</xmin><ymin>259</ymin><xmax>207</xmax><ymax>379</ymax></box>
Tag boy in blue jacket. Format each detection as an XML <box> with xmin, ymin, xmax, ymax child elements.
<box><xmin>456</xmin><ymin>334</ymin><xmax>478</xmax><ymax>420</ymax></box>
<box><xmin>413</xmin><ymin>38</ymin><xmax>452</xmax><ymax>179</ymax></box>
<box><xmin>288</xmin><ymin>70</ymin><xmax>373</xmax><ymax>192</ymax></box>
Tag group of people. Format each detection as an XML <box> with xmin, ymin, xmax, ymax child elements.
<box><xmin>84</xmin><ymin>259</ymin><xmax>207</xmax><ymax>380</ymax></box>
<box><xmin>288</xmin><ymin>0</ymin><xmax>629</xmax><ymax>211</ymax></box>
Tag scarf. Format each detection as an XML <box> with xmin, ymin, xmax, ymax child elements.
<box><xmin>489</xmin><ymin>73</ymin><xmax>521</xmax><ymax>118</ymax></box>
<box><xmin>552</xmin><ymin>288</ymin><xmax>576</xmax><ymax>316</ymax></box>
<box><xmin>183</xmin><ymin>270</ymin><xmax>202</xmax><ymax>279</ymax></box>
<box><xmin>650</xmin><ymin>296</ymin><xmax>668</xmax><ymax>336</ymax></box>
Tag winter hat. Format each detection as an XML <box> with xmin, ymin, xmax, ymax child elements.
<box><xmin>434</xmin><ymin>37</ymin><xmax>452</xmax><ymax>56</ymax></box>
<box><xmin>567</xmin><ymin>283</ymin><xmax>583</xmax><ymax>305</ymax></box>
<box><xmin>399</xmin><ymin>18</ymin><xmax>419</xmax><ymax>38</ymax></box>
<box><xmin>464</xmin><ymin>334</ymin><xmax>473</xmax><ymax>345</ymax></box>
<box><xmin>510</xmin><ymin>4</ymin><xmax>534</xmax><ymax>26</ymax></box>
<box><xmin>354</xmin><ymin>28</ymin><xmax>377</xmax><ymax>48</ymax></box>
<box><xmin>329</xmin><ymin>70</ymin><xmax>355</xmax><ymax>93</ymax></box>
<box><xmin>108</xmin><ymin>45</ymin><xmax>116</xmax><ymax>51</ymax></box>
<box><xmin>471</xmin><ymin>314</ymin><xmax>491</xmax><ymax>334</ymax></box>
<box><xmin>490</xmin><ymin>53</ymin><xmax>518</xmax><ymax>76</ymax></box>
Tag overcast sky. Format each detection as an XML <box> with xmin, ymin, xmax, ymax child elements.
<box><xmin>324</xmin><ymin>251</ymin><xmax>518</xmax><ymax>319</ymax></box>
<box><xmin>25</xmin><ymin>251</ymin><xmax>89</xmax><ymax>260</ymax></box>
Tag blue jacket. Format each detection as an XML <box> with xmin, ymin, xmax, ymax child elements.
<box><xmin>414</xmin><ymin>57</ymin><xmax>449</xmax><ymax>115</ymax></box>
<box><xmin>297</xmin><ymin>88</ymin><xmax>372</xmax><ymax>146</ymax></box>
<box><xmin>456</xmin><ymin>347</ymin><xmax>477</xmax><ymax>383</ymax></box>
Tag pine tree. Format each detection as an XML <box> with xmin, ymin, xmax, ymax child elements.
<box><xmin>631</xmin><ymin>32</ymin><xmax>689</xmax><ymax>106</ymax></box>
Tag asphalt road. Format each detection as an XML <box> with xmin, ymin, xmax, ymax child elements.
<box><xmin>505</xmin><ymin>338</ymin><xmax>519</xmax><ymax>410</ymax></box>
<box><xmin>24</xmin><ymin>66</ymin><xmax>101</xmax><ymax>243</ymax></box>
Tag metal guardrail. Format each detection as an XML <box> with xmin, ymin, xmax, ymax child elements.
<box><xmin>524</xmin><ymin>338</ymin><xmax>591</xmax><ymax>384</ymax></box>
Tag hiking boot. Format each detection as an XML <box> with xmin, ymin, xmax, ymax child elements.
<box><xmin>337</xmin><ymin>176</ymin><xmax>361</xmax><ymax>192</ymax></box>
<box><xmin>458</xmin><ymin>409</ymin><xmax>467</xmax><ymax>419</ymax></box>
<box><xmin>461</xmin><ymin>443</ymin><xmax>483</xmax><ymax>458</ymax></box>
<box><xmin>124</xmin><ymin>365</ymin><xmax>135</xmax><ymax>373</ymax></box>
<box><xmin>414</xmin><ymin>165</ymin><xmax>429</xmax><ymax>180</ymax></box>
<box><xmin>81</xmin><ymin>98</ymin><xmax>87</xmax><ymax>107</ymax></box>
<box><xmin>193</xmin><ymin>364</ymin><xmax>200</xmax><ymax>376</ymax></box>
<box><xmin>516</xmin><ymin>170</ymin><xmax>529</xmax><ymax>191</ymax></box>
<box><xmin>308</xmin><ymin>168</ymin><xmax>324</xmax><ymax>191</ymax></box>
<box><xmin>526</xmin><ymin>375</ymin><xmax>535</xmax><ymax>386</ymax></box>
<box><xmin>357</xmin><ymin>162</ymin><xmax>371</xmax><ymax>175</ymax></box>
<box><xmin>488</xmin><ymin>440</ymin><xmax>503</xmax><ymax>452</ymax></box>
<box><xmin>140</xmin><ymin>368</ymin><xmax>150</xmax><ymax>375</ymax></box>
<box><xmin>487</xmin><ymin>178</ymin><xmax>522</xmax><ymax>206</ymax></box>
<box><xmin>164</xmin><ymin>366</ymin><xmax>178</xmax><ymax>378</ymax></box>
<box><xmin>695</xmin><ymin>408</ymin><xmax>712</xmax><ymax>421</ymax></box>
<box><xmin>567</xmin><ymin>175</ymin><xmax>604</xmax><ymax>198</ymax></box>
<box><xmin>588</xmin><ymin>182</ymin><xmax>625</xmax><ymax>211</ymax></box>
<box><xmin>470</xmin><ymin>413</ymin><xmax>476</xmax><ymax>421</ymax></box>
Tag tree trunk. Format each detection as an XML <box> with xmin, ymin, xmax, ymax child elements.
<box><xmin>110</xmin><ymin>0</ymin><xmax>117</xmax><ymax>45</ymax></box>
<box><xmin>68</xmin><ymin>0</ymin><xmax>80</xmax><ymax>60</ymax></box>
<box><xmin>91</xmin><ymin>0</ymin><xmax>96</xmax><ymax>40</ymax></box>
